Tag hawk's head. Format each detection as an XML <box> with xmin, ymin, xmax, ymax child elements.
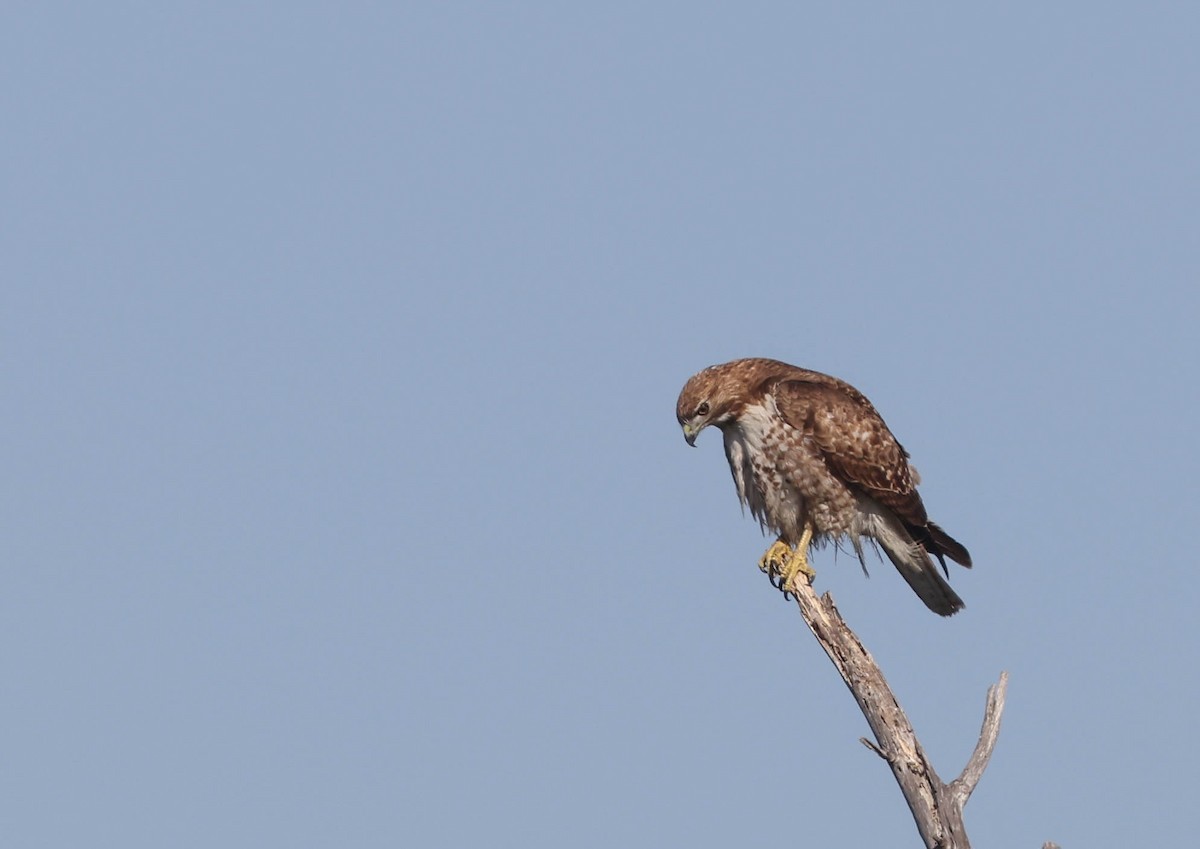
<box><xmin>676</xmin><ymin>363</ymin><xmax>748</xmax><ymax>446</ymax></box>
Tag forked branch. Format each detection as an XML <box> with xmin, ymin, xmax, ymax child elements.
<box><xmin>784</xmin><ymin>576</ymin><xmax>1007</xmax><ymax>849</ymax></box>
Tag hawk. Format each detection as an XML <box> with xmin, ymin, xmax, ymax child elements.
<box><xmin>676</xmin><ymin>358</ymin><xmax>972</xmax><ymax>615</ymax></box>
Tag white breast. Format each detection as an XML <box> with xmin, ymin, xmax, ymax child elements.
<box><xmin>721</xmin><ymin>399</ymin><xmax>806</xmax><ymax>541</ymax></box>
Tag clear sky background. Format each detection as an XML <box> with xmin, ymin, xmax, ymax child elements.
<box><xmin>4</xmin><ymin>4</ymin><xmax>1198</xmax><ymax>847</ymax></box>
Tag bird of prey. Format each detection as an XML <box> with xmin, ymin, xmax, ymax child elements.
<box><xmin>676</xmin><ymin>358</ymin><xmax>971</xmax><ymax>615</ymax></box>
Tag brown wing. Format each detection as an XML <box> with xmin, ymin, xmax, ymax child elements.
<box><xmin>772</xmin><ymin>378</ymin><xmax>930</xmax><ymax>530</ymax></box>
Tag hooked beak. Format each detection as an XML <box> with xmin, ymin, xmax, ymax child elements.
<box><xmin>682</xmin><ymin>423</ymin><xmax>699</xmax><ymax>447</ymax></box>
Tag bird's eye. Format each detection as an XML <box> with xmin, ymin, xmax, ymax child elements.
<box><xmin>696</xmin><ymin>401</ymin><xmax>710</xmax><ymax>417</ymax></box>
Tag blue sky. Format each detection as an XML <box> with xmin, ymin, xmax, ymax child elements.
<box><xmin>4</xmin><ymin>4</ymin><xmax>1198</xmax><ymax>846</ymax></box>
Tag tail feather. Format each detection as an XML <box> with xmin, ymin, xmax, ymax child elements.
<box><xmin>878</xmin><ymin>537</ymin><xmax>965</xmax><ymax>617</ymax></box>
<box><xmin>852</xmin><ymin>500</ymin><xmax>969</xmax><ymax>616</ymax></box>
<box><xmin>926</xmin><ymin>522</ymin><xmax>972</xmax><ymax>568</ymax></box>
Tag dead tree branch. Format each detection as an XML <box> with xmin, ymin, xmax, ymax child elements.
<box><xmin>785</xmin><ymin>576</ymin><xmax>1008</xmax><ymax>849</ymax></box>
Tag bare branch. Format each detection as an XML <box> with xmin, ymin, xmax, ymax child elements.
<box><xmin>786</xmin><ymin>579</ymin><xmax>948</xmax><ymax>847</ymax></box>
<box><xmin>950</xmin><ymin>671</ymin><xmax>1010</xmax><ymax>807</ymax></box>
<box><xmin>859</xmin><ymin>736</ymin><xmax>889</xmax><ymax>761</ymax></box>
<box><xmin>783</xmin><ymin>576</ymin><xmax>1008</xmax><ymax>848</ymax></box>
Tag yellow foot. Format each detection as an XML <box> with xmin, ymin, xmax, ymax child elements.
<box><xmin>758</xmin><ymin>532</ymin><xmax>816</xmax><ymax>598</ymax></box>
<box><xmin>758</xmin><ymin>539</ymin><xmax>793</xmax><ymax>579</ymax></box>
<box><xmin>778</xmin><ymin>546</ymin><xmax>816</xmax><ymax>597</ymax></box>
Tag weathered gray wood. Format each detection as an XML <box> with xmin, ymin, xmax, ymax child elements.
<box><xmin>785</xmin><ymin>577</ymin><xmax>1008</xmax><ymax>848</ymax></box>
<box><xmin>950</xmin><ymin>672</ymin><xmax>1009</xmax><ymax>808</ymax></box>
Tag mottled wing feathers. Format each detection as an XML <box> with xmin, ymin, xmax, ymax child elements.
<box><xmin>771</xmin><ymin>377</ymin><xmax>972</xmax><ymax>572</ymax></box>
<box><xmin>772</xmin><ymin>378</ymin><xmax>929</xmax><ymax>529</ymax></box>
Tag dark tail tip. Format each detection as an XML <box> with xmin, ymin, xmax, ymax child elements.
<box><xmin>927</xmin><ymin>522</ymin><xmax>972</xmax><ymax>568</ymax></box>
